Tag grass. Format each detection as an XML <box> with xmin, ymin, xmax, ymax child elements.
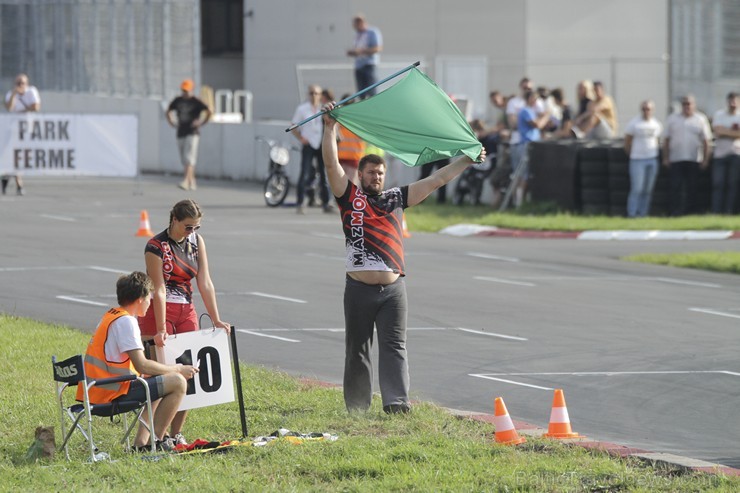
<box><xmin>624</xmin><ymin>251</ymin><xmax>740</xmax><ymax>275</ymax></box>
<box><xmin>405</xmin><ymin>202</ymin><xmax>740</xmax><ymax>233</ymax></box>
<box><xmin>2</xmin><ymin>314</ymin><xmax>739</xmax><ymax>492</ymax></box>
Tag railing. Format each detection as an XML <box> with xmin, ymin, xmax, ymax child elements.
<box><xmin>212</xmin><ymin>89</ymin><xmax>253</xmax><ymax>123</ymax></box>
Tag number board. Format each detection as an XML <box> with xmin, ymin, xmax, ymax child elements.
<box><xmin>155</xmin><ymin>329</ymin><xmax>235</xmax><ymax>411</ymax></box>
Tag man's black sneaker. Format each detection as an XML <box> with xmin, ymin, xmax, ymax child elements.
<box><xmin>383</xmin><ymin>403</ymin><xmax>411</xmax><ymax>414</ymax></box>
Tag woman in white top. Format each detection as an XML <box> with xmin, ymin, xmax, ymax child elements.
<box><xmin>624</xmin><ymin>100</ymin><xmax>663</xmax><ymax>217</ymax></box>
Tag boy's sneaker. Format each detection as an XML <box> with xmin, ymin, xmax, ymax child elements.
<box><xmin>172</xmin><ymin>433</ymin><xmax>188</xmax><ymax>446</ymax></box>
<box><xmin>156</xmin><ymin>438</ymin><xmax>175</xmax><ymax>452</ymax></box>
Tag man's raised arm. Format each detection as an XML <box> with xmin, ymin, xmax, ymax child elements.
<box><xmin>407</xmin><ymin>150</ymin><xmax>486</xmax><ymax>207</ymax></box>
<box><xmin>321</xmin><ymin>103</ymin><xmax>350</xmax><ymax>198</ymax></box>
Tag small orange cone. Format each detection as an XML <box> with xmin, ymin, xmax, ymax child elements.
<box><xmin>135</xmin><ymin>210</ymin><xmax>154</xmax><ymax>237</ymax></box>
<box><xmin>402</xmin><ymin>213</ymin><xmax>411</xmax><ymax>238</ymax></box>
<box><xmin>543</xmin><ymin>389</ymin><xmax>584</xmax><ymax>439</ymax></box>
<box><xmin>493</xmin><ymin>397</ymin><xmax>526</xmax><ymax>445</ymax></box>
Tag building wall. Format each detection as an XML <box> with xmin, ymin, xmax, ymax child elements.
<box><xmin>244</xmin><ymin>0</ymin><xmax>670</xmax><ymax>131</ymax></box>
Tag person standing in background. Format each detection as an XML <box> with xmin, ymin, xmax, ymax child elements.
<box><xmin>291</xmin><ymin>85</ymin><xmax>333</xmax><ymax>214</ymax></box>
<box><xmin>624</xmin><ymin>100</ymin><xmax>663</xmax><ymax>217</ymax></box>
<box><xmin>166</xmin><ymin>79</ymin><xmax>211</xmax><ymax>191</ymax></box>
<box><xmin>662</xmin><ymin>95</ymin><xmax>712</xmax><ymax>216</ymax></box>
<box><xmin>336</xmin><ymin>93</ymin><xmax>366</xmax><ymax>185</ymax></box>
<box><xmin>347</xmin><ymin>14</ymin><xmax>383</xmax><ymax>98</ymax></box>
<box><xmin>3</xmin><ymin>73</ymin><xmax>40</xmax><ymax>195</ymax></box>
<box><xmin>710</xmin><ymin>92</ymin><xmax>740</xmax><ymax>214</ymax></box>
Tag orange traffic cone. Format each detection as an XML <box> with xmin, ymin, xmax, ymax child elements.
<box><xmin>543</xmin><ymin>389</ymin><xmax>584</xmax><ymax>439</ymax></box>
<box><xmin>135</xmin><ymin>210</ymin><xmax>154</xmax><ymax>237</ymax></box>
<box><xmin>402</xmin><ymin>212</ymin><xmax>411</xmax><ymax>238</ymax></box>
<box><xmin>493</xmin><ymin>397</ymin><xmax>526</xmax><ymax>445</ymax></box>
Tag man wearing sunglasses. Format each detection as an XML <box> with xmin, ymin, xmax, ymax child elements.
<box><xmin>136</xmin><ymin>199</ymin><xmax>230</xmax><ymax>448</ymax></box>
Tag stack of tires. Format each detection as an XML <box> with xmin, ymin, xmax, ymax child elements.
<box><xmin>607</xmin><ymin>143</ymin><xmax>629</xmax><ymax>217</ymax></box>
<box><xmin>577</xmin><ymin>143</ymin><xmax>610</xmax><ymax>215</ymax></box>
<box><xmin>529</xmin><ymin>140</ymin><xmax>579</xmax><ymax>211</ymax></box>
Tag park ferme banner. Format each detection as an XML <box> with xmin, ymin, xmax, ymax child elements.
<box><xmin>0</xmin><ymin>114</ymin><xmax>137</xmax><ymax>177</ymax></box>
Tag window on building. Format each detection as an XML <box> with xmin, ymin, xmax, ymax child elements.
<box><xmin>201</xmin><ymin>0</ymin><xmax>243</xmax><ymax>55</ymax></box>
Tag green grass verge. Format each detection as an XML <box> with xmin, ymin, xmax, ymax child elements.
<box><xmin>2</xmin><ymin>314</ymin><xmax>738</xmax><ymax>492</ymax></box>
<box><xmin>623</xmin><ymin>251</ymin><xmax>740</xmax><ymax>275</ymax></box>
<box><xmin>406</xmin><ymin>203</ymin><xmax>740</xmax><ymax>233</ymax></box>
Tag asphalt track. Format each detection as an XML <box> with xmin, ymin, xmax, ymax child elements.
<box><xmin>2</xmin><ymin>176</ymin><xmax>739</xmax><ymax>468</ymax></box>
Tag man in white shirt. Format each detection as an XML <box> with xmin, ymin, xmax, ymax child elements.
<box><xmin>662</xmin><ymin>95</ymin><xmax>712</xmax><ymax>216</ymax></box>
<box><xmin>711</xmin><ymin>92</ymin><xmax>740</xmax><ymax>214</ymax></box>
<box><xmin>291</xmin><ymin>85</ymin><xmax>333</xmax><ymax>214</ymax></box>
<box><xmin>3</xmin><ymin>73</ymin><xmax>40</xmax><ymax>195</ymax></box>
<box><xmin>624</xmin><ymin>100</ymin><xmax>663</xmax><ymax>217</ymax></box>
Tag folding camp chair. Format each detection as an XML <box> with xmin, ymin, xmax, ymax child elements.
<box><xmin>52</xmin><ymin>355</ymin><xmax>156</xmax><ymax>461</ymax></box>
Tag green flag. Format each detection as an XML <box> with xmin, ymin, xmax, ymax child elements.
<box><xmin>330</xmin><ymin>68</ymin><xmax>482</xmax><ymax>167</ymax></box>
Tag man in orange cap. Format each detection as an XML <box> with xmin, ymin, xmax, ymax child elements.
<box><xmin>166</xmin><ymin>79</ymin><xmax>211</xmax><ymax>190</ymax></box>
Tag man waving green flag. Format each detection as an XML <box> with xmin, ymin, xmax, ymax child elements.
<box><xmin>330</xmin><ymin>68</ymin><xmax>482</xmax><ymax>167</ymax></box>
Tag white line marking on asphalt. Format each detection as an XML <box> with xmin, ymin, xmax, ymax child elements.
<box><xmin>56</xmin><ymin>295</ymin><xmax>108</xmax><ymax>307</ymax></box>
<box><xmin>311</xmin><ymin>232</ymin><xmax>345</xmax><ymax>240</ymax></box>
<box><xmin>470</xmin><ymin>370</ymin><xmax>740</xmax><ymax>390</ymax></box>
<box><xmin>304</xmin><ymin>252</ymin><xmax>345</xmax><ymax>261</ymax></box>
<box><xmin>466</xmin><ymin>252</ymin><xmax>520</xmax><ymax>262</ymax></box>
<box><xmin>236</xmin><ymin>329</ymin><xmax>300</xmax><ymax>343</ymax></box>
<box><xmin>688</xmin><ymin>307</ymin><xmax>740</xmax><ymax>320</ymax></box>
<box><xmin>88</xmin><ymin>266</ymin><xmax>128</xmax><ymax>274</ymax></box>
<box><xmin>650</xmin><ymin>277</ymin><xmax>721</xmax><ymax>288</ymax></box>
<box><xmin>474</xmin><ymin>276</ymin><xmax>536</xmax><ymax>287</ymax></box>
<box><xmin>248</xmin><ymin>292</ymin><xmax>307</xmax><ymax>303</ymax></box>
<box><xmin>0</xmin><ymin>266</ymin><xmax>80</xmax><ymax>272</ymax></box>
<box><xmin>469</xmin><ymin>374</ymin><xmax>554</xmax><ymax>390</ymax></box>
<box><xmin>456</xmin><ymin>327</ymin><xmax>528</xmax><ymax>341</ymax></box>
<box><xmin>41</xmin><ymin>214</ymin><xmax>76</xmax><ymax>222</ymax></box>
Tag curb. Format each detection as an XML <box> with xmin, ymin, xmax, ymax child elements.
<box><xmin>439</xmin><ymin>224</ymin><xmax>740</xmax><ymax>240</ymax></box>
<box><xmin>298</xmin><ymin>379</ymin><xmax>740</xmax><ymax>477</ymax></box>
<box><xmin>445</xmin><ymin>408</ymin><xmax>740</xmax><ymax>477</ymax></box>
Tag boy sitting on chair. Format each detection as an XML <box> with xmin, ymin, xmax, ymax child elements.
<box><xmin>77</xmin><ymin>271</ymin><xmax>199</xmax><ymax>451</ymax></box>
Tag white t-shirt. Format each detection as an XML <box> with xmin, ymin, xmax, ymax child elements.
<box><xmin>5</xmin><ymin>86</ymin><xmax>41</xmax><ymax>113</ymax></box>
<box><xmin>507</xmin><ymin>96</ymin><xmax>545</xmax><ymax>144</ymax></box>
<box><xmin>291</xmin><ymin>100</ymin><xmax>323</xmax><ymax>150</ymax></box>
<box><xmin>662</xmin><ymin>112</ymin><xmax>712</xmax><ymax>163</ymax></box>
<box><xmin>104</xmin><ymin>315</ymin><xmax>145</xmax><ymax>363</ymax></box>
<box><xmin>624</xmin><ymin>116</ymin><xmax>663</xmax><ymax>159</ymax></box>
<box><xmin>712</xmin><ymin>109</ymin><xmax>740</xmax><ymax>158</ymax></box>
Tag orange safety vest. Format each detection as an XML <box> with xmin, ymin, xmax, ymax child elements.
<box><xmin>337</xmin><ymin>125</ymin><xmax>365</xmax><ymax>163</ymax></box>
<box><xmin>76</xmin><ymin>308</ymin><xmax>138</xmax><ymax>403</ymax></box>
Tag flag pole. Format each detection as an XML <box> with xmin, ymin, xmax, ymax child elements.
<box><xmin>285</xmin><ymin>61</ymin><xmax>420</xmax><ymax>132</ymax></box>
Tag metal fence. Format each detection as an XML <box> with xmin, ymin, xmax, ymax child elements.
<box><xmin>670</xmin><ymin>0</ymin><xmax>740</xmax><ymax>108</ymax></box>
<box><xmin>0</xmin><ymin>0</ymin><xmax>199</xmax><ymax>98</ymax></box>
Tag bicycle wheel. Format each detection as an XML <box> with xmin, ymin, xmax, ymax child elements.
<box><xmin>264</xmin><ymin>173</ymin><xmax>290</xmax><ymax>207</ymax></box>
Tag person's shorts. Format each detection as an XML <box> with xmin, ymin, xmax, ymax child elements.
<box><xmin>114</xmin><ymin>375</ymin><xmax>165</xmax><ymax>402</ymax></box>
<box><xmin>177</xmin><ymin>135</ymin><xmax>200</xmax><ymax>167</ymax></box>
<box><xmin>587</xmin><ymin>117</ymin><xmax>615</xmax><ymax>139</ymax></box>
<box><xmin>137</xmin><ymin>302</ymin><xmax>198</xmax><ymax>338</ymax></box>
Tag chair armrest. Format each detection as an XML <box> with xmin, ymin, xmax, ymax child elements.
<box><xmin>91</xmin><ymin>374</ymin><xmax>138</xmax><ymax>387</ymax></box>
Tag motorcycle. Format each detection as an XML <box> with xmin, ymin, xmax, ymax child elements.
<box><xmin>257</xmin><ymin>136</ymin><xmax>293</xmax><ymax>207</ymax></box>
<box><xmin>453</xmin><ymin>159</ymin><xmax>493</xmax><ymax>206</ymax></box>
<box><xmin>453</xmin><ymin>133</ymin><xmax>499</xmax><ymax>206</ymax></box>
